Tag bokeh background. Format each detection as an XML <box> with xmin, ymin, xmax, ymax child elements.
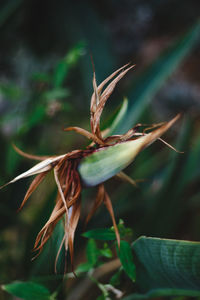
<box><xmin>0</xmin><ymin>1</ymin><xmax>200</xmax><ymax>299</ymax></box>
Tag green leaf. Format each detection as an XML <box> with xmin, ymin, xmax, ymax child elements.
<box><xmin>78</xmin><ymin>138</ymin><xmax>148</xmax><ymax>187</ymax></box>
<box><xmin>103</xmin><ymin>98</ymin><xmax>128</xmax><ymax>136</ymax></box>
<box><xmin>83</xmin><ymin>228</ymin><xmax>116</xmax><ymax>240</ymax></box>
<box><xmin>53</xmin><ymin>42</ymin><xmax>85</xmax><ymax>88</ymax></box>
<box><xmin>31</xmin><ymin>72</ymin><xmax>52</xmax><ymax>83</ymax></box>
<box><xmin>78</xmin><ymin>115</ymin><xmax>177</xmax><ymax>187</ymax></box>
<box><xmin>86</xmin><ymin>239</ymin><xmax>99</xmax><ymax>266</ymax></box>
<box><xmin>96</xmin><ymin>295</ymin><xmax>106</xmax><ymax>300</ymax></box>
<box><xmin>0</xmin><ymin>82</ymin><xmax>22</xmax><ymax>100</ymax></box>
<box><xmin>132</xmin><ymin>236</ymin><xmax>200</xmax><ymax>291</ymax></box>
<box><xmin>43</xmin><ymin>88</ymin><xmax>70</xmax><ymax>101</ymax></box>
<box><xmin>75</xmin><ymin>262</ymin><xmax>92</xmax><ymax>273</ymax></box>
<box><xmin>122</xmin><ymin>288</ymin><xmax>200</xmax><ymax>300</ymax></box>
<box><xmin>20</xmin><ymin>105</ymin><xmax>46</xmax><ymax>134</ymax></box>
<box><xmin>99</xmin><ymin>246</ymin><xmax>112</xmax><ymax>258</ymax></box>
<box><xmin>2</xmin><ymin>281</ymin><xmax>51</xmax><ymax>300</ymax></box>
<box><xmin>121</xmin><ymin>20</ymin><xmax>200</xmax><ymax>132</ymax></box>
<box><xmin>117</xmin><ymin>240</ymin><xmax>136</xmax><ymax>281</ymax></box>
<box><xmin>0</xmin><ymin>0</ymin><xmax>23</xmax><ymax>28</ymax></box>
<box><xmin>6</xmin><ymin>143</ymin><xmax>21</xmax><ymax>175</ymax></box>
<box><xmin>110</xmin><ymin>268</ymin><xmax>123</xmax><ymax>286</ymax></box>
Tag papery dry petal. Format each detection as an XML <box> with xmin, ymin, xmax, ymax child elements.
<box><xmin>103</xmin><ymin>191</ymin><xmax>120</xmax><ymax>248</ymax></box>
<box><xmin>64</xmin><ymin>126</ymin><xmax>104</xmax><ymax>145</ymax></box>
<box><xmin>92</xmin><ymin>65</ymin><xmax>135</xmax><ymax>136</ymax></box>
<box><xmin>158</xmin><ymin>137</ymin><xmax>184</xmax><ymax>153</ymax></box>
<box><xmin>90</xmin><ymin>63</ymin><xmax>131</xmax><ymax>113</ymax></box>
<box><xmin>116</xmin><ymin>171</ymin><xmax>137</xmax><ymax>187</ymax></box>
<box><xmin>18</xmin><ymin>171</ymin><xmax>49</xmax><ymax>211</ymax></box>
<box><xmin>34</xmin><ymin>200</ymin><xmax>65</xmax><ymax>251</ymax></box>
<box><xmin>68</xmin><ymin>199</ymin><xmax>81</xmax><ymax>270</ymax></box>
<box><xmin>0</xmin><ymin>155</ymin><xmax>66</xmax><ymax>190</ymax></box>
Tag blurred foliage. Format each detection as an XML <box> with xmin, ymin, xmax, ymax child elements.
<box><xmin>0</xmin><ymin>1</ymin><xmax>200</xmax><ymax>299</ymax></box>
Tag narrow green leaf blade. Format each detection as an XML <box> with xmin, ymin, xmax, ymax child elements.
<box><xmin>2</xmin><ymin>281</ymin><xmax>51</xmax><ymax>300</ymax></box>
<box><xmin>117</xmin><ymin>240</ymin><xmax>136</xmax><ymax>281</ymax></box>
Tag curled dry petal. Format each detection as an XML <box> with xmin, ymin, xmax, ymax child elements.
<box><xmin>12</xmin><ymin>144</ymin><xmax>50</xmax><ymax>161</ymax></box>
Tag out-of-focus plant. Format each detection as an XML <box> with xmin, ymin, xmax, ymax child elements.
<box><xmin>1</xmin><ymin>18</ymin><xmax>200</xmax><ymax>300</ymax></box>
<box><xmin>0</xmin><ymin>42</ymin><xmax>85</xmax><ymax>138</ymax></box>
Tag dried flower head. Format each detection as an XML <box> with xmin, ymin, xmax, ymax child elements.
<box><xmin>1</xmin><ymin>64</ymin><xmax>180</xmax><ymax>270</ymax></box>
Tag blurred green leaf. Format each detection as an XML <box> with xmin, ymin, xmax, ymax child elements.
<box><xmin>99</xmin><ymin>244</ymin><xmax>112</xmax><ymax>258</ymax></box>
<box><xmin>86</xmin><ymin>239</ymin><xmax>99</xmax><ymax>266</ymax></box>
<box><xmin>2</xmin><ymin>281</ymin><xmax>51</xmax><ymax>300</ymax></box>
<box><xmin>23</xmin><ymin>105</ymin><xmax>46</xmax><ymax>132</ymax></box>
<box><xmin>96</xmin><ymin>295</ymin><xmax>106</xmax><ymax>300</ymax></box>
<box><xmin>0</xmin><ymin>82</ymin><xmax>22</xmax><ymax>100</ymax></box>
<box><xmin>6</xmin><ymin>143</ymin><xmax>21</xmax><ymax>175</ymax></box>
<box><xmin>103</xmin><ymin>98</ymin><xmax>128</xmax><ymax>136</ymax></box>
<box><xmin>110</xmin><ymin>268</ymin><xmax>122</xmax><ymax>286</ymax></box>
<box><xmin>0</xmin><ymin>0</ymin><xmax>23</xmax><ymax>27</ymax></box>
<box><xmin>132</xmin><ymin>236</ymin><xmax>200</xmax><ymax>291</ymax></box>
<box><xmin>83</xmin><ymin>228</ymin><xmax>116</xmax><ymax>240</ymax></box>
<box><xmin>31</xmin><ymin>73</ymin><xmax>52</xmax><ymax>84</ymax></box>
<box><xmin>75</xmin><ymin>262</ymin><xmax>92</xmax><ymax>273</ymax></box>
<box><xmin>53</xmin><ymin>42</ymin><xmax>85</xmax><ymax>88</ymax></box>
<box><xmin>122</xmin><ymin>288</ymin><xmax>200</xmax><ymax>300</ymax></box>
<box><xmin>43</xmin><ymin>88</ymin><xmax>70</xmax><ymax>101</ymax></box>
<box><xmin>121</xmin><ymin>19</ymin><xmax>200</xmax><ymax>132</ymax></box>
<box><xmin>117</xmin><ymin>240</ymin><xmax>136</xmax><ymax>281</ymax></box>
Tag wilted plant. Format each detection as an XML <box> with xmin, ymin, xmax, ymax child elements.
<box><xmin>0</xmin><ymin>63</ymin><xmax>180</xmax><ymax>269</ymax></box>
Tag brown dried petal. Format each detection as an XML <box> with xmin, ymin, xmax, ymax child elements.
<box><xmin>104</xmin><ymin>191</ymin><xmax>120</xmax><ymax>248</ymax></box>
<box><xmin>12</xmin><ymin>144</ymin><xmax>50</xmax><ymax>161</ymax></box>
<box><xmin>92</xmin><ymin>65</ymin><xmax>135</xmax><ymax>136</ymax></box>
<box><xmin>68</xmin><ymin>199</ymin><xmax>81</xmax><ymax>270</ymax></box>
<box><xmin>18</xmin><ymin>171</ymin><xmax>49</xmax><ymax>212</ymax></box>
<box><xmin>64</xmin><ymin>126</ymin><xmax>104</xmax><ymax>145</ymax></box>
